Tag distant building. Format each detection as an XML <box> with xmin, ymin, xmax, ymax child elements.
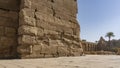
<box><xmin>97</xmin><ymin>36</ymin><xmax>108</xmax><ymax>51</ymax></box>
<box><xmin>82</xmin><ymin>37</ymin><xmax>110</xmax><ymax>53</ymax></box>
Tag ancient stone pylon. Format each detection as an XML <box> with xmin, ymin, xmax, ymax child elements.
<box><xmin>0</xmin><ymin>0</ymin><xmax>83</xmax><ymax>59</ymax></box>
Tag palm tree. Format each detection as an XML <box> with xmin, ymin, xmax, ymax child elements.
<box><xmin>105</xmin><ymin>32</ymin><xmax>115</xmax><ymax>42</ymax></box>
<box><xmin>105</xmin><ymin>32</ymin><xmax>115</xmax><ymax>50</ymax></box>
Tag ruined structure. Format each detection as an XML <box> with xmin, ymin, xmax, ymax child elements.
<box><xmin>82</xmin><ymin>41</ymin><xmax>97</xmax><ymax>52</ymax></box>
<box><xmin>0</xmin><ymin>0</ymin><xmax>83</xmax><ymax>59</ymax></box>
<box><xmin>82</xmin><ymin>37</ymin><xmax>116</xmax><ymax>55</ymax></box>
<box><xmin>82</xmin><ymin>37</ymin><xmax>109</xmax><ymax>52</ymax></box>
<box><xmin>97</xmin><ymin>37</ymin><xmax>107</xmax><ymax>51</ymax></box>
<box><xmin>117</xmin><ymin>48</ymin><xmax>120</xmax><ymax>55</ymax></box>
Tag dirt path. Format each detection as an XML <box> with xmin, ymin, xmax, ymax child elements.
<box><xmin>0</xmin><ymin>55</ymin><xmax>120</xmax><ymax>68</ymax></box>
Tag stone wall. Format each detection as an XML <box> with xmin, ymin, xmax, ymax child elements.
<box><xmin>0</xmin><ymin>0</ymin><xmax>20</xmax><ymax>58</ymax></box>
<box><xmin>17</xmin><ymin>0</ymin><xmax>83</xmax><ymax>58</ymax></box>
<box><xmin>97</xmin><ymin>37</ymin><xmax>108</xmax><ymax>51</ymax></box>
<box><xmin>0</xmin><ymin>0</ymin><xmax>82</xmax><ymax>59</ymax></box>
<box><xmin>82</xmin><ymin>41</ymin><xmax>97</xmax><ymax>52</ymax></box>
<box><xmin>81</xmin><ymin>38</ymin><xmax>116</xmax><ymax>55</ymax></box>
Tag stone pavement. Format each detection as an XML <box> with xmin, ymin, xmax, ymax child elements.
<box><xmin>0</xmin><ymin>55</ymin><xmax>120</xmax><ymax>68</ymax></box>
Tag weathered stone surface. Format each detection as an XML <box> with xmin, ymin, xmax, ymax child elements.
<box><xmin>19</xmin><ymin>9</ymin><xmax>36</xmax><ymax>26</ymax></box>
<box><xmin>0</xmin><ymin>0</ymin><xmax>83</xmax><ymax>59</ymax></box>
<box><xmin>0</xmin><ymin>0</ymin><xmax>20</xmax><ymax>11</ymax></box>
<box><xmin>57</xmin><ymin>46</ymin><xmax>69</xmax><ymax>56</ymax></box>
<box><xmin>17</xmin><ymin>0</ymin><xmax>83</xmax><ymax>58</ymax></box>
<box><xmin>20</xmin><ymin>0</ymin><xmax>32</xmax><ymax>8</ymax></box>
<box><xmin>18</xmin><ymin>25</ymin><xmax>37</xmax><ymax>36</ymax></box>
<box><xmin>0</xmin><ymin>26</ymin><xmax>4</xmax><ymax>36</ymax></box>
<box><xmin>5</xmin><ymin>27</ymin><xmax>17</xmax><ymax>37</ymax></box>
<box><xmin>17</xmin><ymin>45</ymin><xmax>31</xmax><ymax>55</ymax></box>
<box><xmin>0</xmin><ymin>10</ymin><xmax>18</xmax><ymax>28</ymax></box>
<box><xmin>0</xmin><ymin>0</ymin><xmax>19</xmax><ymax>58</ymax></box>
<box><xmin>18</xmin><ymin>35</ymin><xmax>37</xmax><ymax>45</ymax></box>
<box><xmin>1</xmin><ymin>37</ymin><xmax>17</xmax><ymax>46</ymax></box>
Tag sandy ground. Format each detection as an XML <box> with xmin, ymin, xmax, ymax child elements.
<box><xmin>0</xmin><ymin>55</ymin><xmax>120</xmax><ymax>68</ymax></box>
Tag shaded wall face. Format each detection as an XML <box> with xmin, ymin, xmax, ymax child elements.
<box><xmin>0</xmin><ymin>0</ymin><xmax>19</xmax><ymax>58</ymax></box>
<box><xmin>18</xmin><ymin>0</ymin><xmax>82</xmax><ymax>58</ymax></box>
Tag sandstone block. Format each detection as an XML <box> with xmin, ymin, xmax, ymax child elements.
<box><xmin>37</xmin><ymin>28</ymin><xmax>44</xmax><ymax>36</ymax></box>
<box><xmin>18</xmin><ymin>25</ymin><xmax>37</xmax><ymax>36</ymax></box>
<box><xmin>31</xmin><ymin>0</ymin><xmax>51</xmax><ymax>10</ymax></box>
<box><xmin>17</xmin><ymin>45</ymin><xmax>31</xmax><ymax>54</ymax></box>
<box><xmin>43</xmin><ymin>30</ymin><xmax>61</xmax><ymax>40</ymax></box>
<box><xmin>49</xmin><ymin>40</ymin><xmax>63</xmax><ymax>46</ymax></box>
<box><xmin>41</xmin><ymin>45</ymin><xmax>57</xmax><ymax>55</ymax></box>
<box><xmin>0</xmin><ymin>26</ymin><xmax>4</xmax><ymax>36</ymax></box>
<box><xmin>40</xmin><ymin>45</ymin><xmax>48</xmax><ymax>54</ymax></box>
<box><xmin>0</xmin><ymin>0</ymin><xmax>20</xmax><ymax>10</ymax></box>
<box><xmin>44</xmin><ymin>29</ymin><xmax>58</xmax><ymax>35</ymax></box>
<box><xmin>44</xmin><ymin>55</ymin><xmax>53</xmax><ymax>58</ymax></box>
<box><xmin>0</xmin><ymin>18</ymin><xmax>18</xmax><ymax>28</ymax></box>
<box><xmin>18</xmin><ymin>35</ymin><xmax>37</xmax><ymax>45</ymax></box>
<box><xmin>34</xmin><ymin>5</ymin><xmax>53</xmax><ymax>15</ymax></box>
<box><xmin>20</xmin><ymin>8</ymin><xmax>35</xmax><ymax>18</ymax></box>
<box><xmin>36</xmin><ymin>20</ymin><xmax>56</xmax><ymax>31</ymax></box>
<box><xmin>0</xmin><ymin>37</ymin><xmax>17</xmax><ymax>46</ymax></box>
<box><xmin>53</xmin><ymin>0</ymin><xmax>77</xmax><ymax>16</ymax></box>
<box><xmin>72</xmin><ymin>48</ymin><xmax>83</xmax><ymax>56</ymax></box>
<box><xmin>0</xmin><ymin>10</ymin><xmax>18</xmax><ymax>28</ymax></box>
<box><xmin>20</xmin><ymin>0</ymin><xmax>31</xmax><ymax>8</ymax></box>
<box><xmin>57</xmin><ymin>46</ymin><xmax>69</xmax><ymax>56</ymax></box>
<box><xmin>0</xmin><ymin>10</ymin><xmax>18</xmax><ymax>20</ymax></box>
<box><xmin>5</xmin><ymin>27</ymin><xmax>16</xmax><ymax>37</ymax></box>
<box><xmin>32</xmin><ymin>45</ymin><xmax>42</xmax><ymax>54</ymax></box>
<box><xmin>35</xmin><ymin>12</ymin><xmax>54</xmax><ymax>23</ymax></box>
<box><xmin>19</xmin><ymin>12</ymin><xmax>36</xmax><ymax>26</ymax></box>
<box><xmin>48</xmin><ymin>46</ymin><xmax>58</xmax><ymax>54</ymax></box>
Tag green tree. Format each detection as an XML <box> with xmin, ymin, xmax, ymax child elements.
<box><xmin>105</xmin><ymin>32</ymin><xmax>115</xmax><ymax>42</ymax></box>
<box><xmin>82</xmin><ymin>39</ymin><xmax>86</xmax><ymax>42</ymax></box>
<box><xmin>105</xmin><ymin>32</ymin><xmax>115</xmax><ymax>50</ymax></box>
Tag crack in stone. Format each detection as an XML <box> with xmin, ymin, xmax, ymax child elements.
<box><xmin>51</xmin><ymin>5</ymin><xmax>56</xmax><ymax>16</ymax></box>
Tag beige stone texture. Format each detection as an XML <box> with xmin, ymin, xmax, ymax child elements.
<box><xmin>0</xmin><ymin>0</ymin><xmax>83</xmax><ymax>58</ymax></box>
<box><xmin>0</xmin><ymin>0</ymin><xmax>19</xmax><ymax>58</ymax></box>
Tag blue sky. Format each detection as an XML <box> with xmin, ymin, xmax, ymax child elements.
<box><xmin>77</xmin><ymin>0</ymin><xmax>120</xmax><ymax>42</ymax></box>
